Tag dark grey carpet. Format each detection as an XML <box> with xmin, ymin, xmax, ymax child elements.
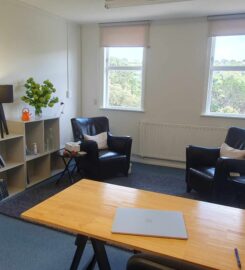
<box><xmin>0</xmin><ymin>162</ymin><xmax>208</xmax><ymax>219</ymax></box>
<box><xmin>0</xmin><ymin>162</ymin><xmax>194</xmax><ymax>270</ymax></box>
<box><xmin>0</xmin><ymin>163</ymin><xmax>240</xmax><ymax>270</ymax></box>
<box><xmin>0</xmin><ymin>214</ymin><xmax>132</xmax><ymax>270</ymax></box>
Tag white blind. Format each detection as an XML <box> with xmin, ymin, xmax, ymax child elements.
<box><xmin>100</xmin><ymin>22</ymin><xmax>150</xmax><ymax>47</ymax></box>
<box><xmin>208</xmin><ymin>17</ymin><xmax>245</xmax><ymax>37</ymax></box>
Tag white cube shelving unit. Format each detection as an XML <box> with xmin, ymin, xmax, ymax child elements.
<box><xmin>2</xmin><ymin>117</ymin><xmax>64</xmax><ymax>194</ymax></box>
<box><xmin>0</xmin><ymin>134</ymin><xmax>25</xmax><ymax>196</ymax></box>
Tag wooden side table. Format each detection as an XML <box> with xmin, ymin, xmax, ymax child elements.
<box><xmin>56</xmin><ymin>149</ymin><xmax>86</xmax><ymax>184</ymax></box>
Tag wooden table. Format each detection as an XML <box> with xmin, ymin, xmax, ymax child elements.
<box><xmin>21</xmin><ymin>179</ymin><xmax>245</xmax><ymax>270</ymax></box>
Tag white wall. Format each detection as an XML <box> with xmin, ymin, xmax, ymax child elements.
<box><xmin>81</xmin><ymin>19</ymin><xmax>245</xmax><ymax>161</ymax></box>
<box><xmin>0</xmin><ymin>0</ymin><xmax>81</xmax><ymax>145</ymax></box>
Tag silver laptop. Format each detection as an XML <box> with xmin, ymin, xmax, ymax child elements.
<box><xmin>112</xmin><ymin>208</ymin><xmax>188</xmax><ymax>239</ymax></box>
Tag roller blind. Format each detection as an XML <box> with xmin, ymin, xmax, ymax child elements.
<box><xmin>100</xmin><ymin>22</ymin><xmax>150</xmax><ymax>47</ymax></box>
<box><xmin>208</xmin><ymin>16</ymin><xmax>245</xmax><ymax>37</ymax></box>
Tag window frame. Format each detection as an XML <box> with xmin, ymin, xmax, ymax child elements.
<box><xmin>205</xmin><ymin>36</ymin><xmax>245</xmax><ymax>118</ymax></box>
<box><xmin>101</xmin><ymin>47</ymin><xmax>146</xmax><ymax>112</ymax></box>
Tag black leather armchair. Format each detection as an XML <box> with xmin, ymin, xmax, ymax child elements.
<box><xmin>186</xmin><ymin>127</ymin><xmax>245</xmax><ymax>199</ymax></box>
<box><xmin>127</xmin><ymin>253</ymin><xmax>208</xmax><ymax>270</ymax></box>
<box><xmin>71</xmin><ymin>116</ymin><xmax>132</xmax><ymax>179</ymax></box>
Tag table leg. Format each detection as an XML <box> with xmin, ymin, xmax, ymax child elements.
<box><xmin>70</xmin><ymin>236</ymin><xmax>111</xmax><ymax>270</ymax></box>
<box><xmin>86</xmin><ymin>254</ymin><xmax>96</xmax><ymax>270</ymax></box>
<box><xmin>70</xmin><ymin>235</ymin><xmax>88</xmax><ymax>270</ymax></box>
<box><xmin>91</xmin><ymin>238</ymin><xmax>111</xmax><ymax>270</ymax></box>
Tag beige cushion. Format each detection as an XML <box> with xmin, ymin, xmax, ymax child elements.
<box><xmin>84</xmin><ymin>132</ymin><xmax>108</xmax><ymax>150</ymax></box>
<box><xmin>220</xmin><ymin>143</ymin><xmax>245</xmax><ymax>159</ymax></box>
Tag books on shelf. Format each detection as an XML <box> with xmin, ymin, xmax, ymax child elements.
<box><xmin>0</xmin><ymin>155</ymin><xmax>6</xmax><ymax>168</ymax></box>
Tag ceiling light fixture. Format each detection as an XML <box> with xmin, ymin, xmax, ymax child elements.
<box><xmin>105</xmin><ymin>0</ymin><xmax>191</xmax><ymax>9</ymax></box>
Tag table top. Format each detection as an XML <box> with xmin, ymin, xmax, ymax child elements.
<box><xmin>21</xmin><ymin>179</ymin><xmax>245</xmax><ymax>270</ymax></box>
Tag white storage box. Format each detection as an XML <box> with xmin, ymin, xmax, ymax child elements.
<box><xmin>65</xmin><ymin>141</ymin><xmax>80</xmax><ymax>152</ymax></box>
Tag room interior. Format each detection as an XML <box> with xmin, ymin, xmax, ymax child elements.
<box><xmin>2</xmin><ymin>0</ymin><xmax>245</xmax><ymax>169</ymax></box>
<box><xmin>1</xmin><ymin>0</ymin><xmax>245</xmax><ymax>269</ymax></box>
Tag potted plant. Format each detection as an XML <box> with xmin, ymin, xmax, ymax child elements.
<box><xmin>21</xmin><ymin>77</ymin><xmax>59</xmax><ymax>117</ymax></box>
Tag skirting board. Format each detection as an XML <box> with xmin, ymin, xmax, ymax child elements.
<box><xmin>131</xmin><ymin>154</ymin><xmax>185</xmax><ymax>169</ymax></box>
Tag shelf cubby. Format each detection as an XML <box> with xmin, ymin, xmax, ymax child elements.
<box><xmin>25</xmin><ymin>120</ymin><xmax>44</xmax><ymax>154</ymax></box>
<box><xmin>0</xmin><ymin>135</ymin><xmax>24</xmax><ymax>172</ymax></box>
<box><xmin>0</xmin><ymin>165</ymin><xmax>25</xmax><ymax>195</ymax></box>
<box><xmin>44</xmin><ymin>118</ymin><xmax>60</xmax><ymax>152</ymax></box>
<box><xmin>27</xmin><ymin>154</ymin><xmax>50</xmax><ymax>186</ymax></box>
<box><xmin>0</xmin><ymin>135</ymin><xmax>25</xmax><ymax>166</ymax></box>
<box><xmin>50</xmin><ymin>152</ymin><xmax>65</xmax><ymax>176</ymax></box>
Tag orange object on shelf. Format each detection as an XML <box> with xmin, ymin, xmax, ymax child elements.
<box><xmin>21</xmin><ymin>108</ymin><xmax>31</xmax><ymax>121</ymax></box>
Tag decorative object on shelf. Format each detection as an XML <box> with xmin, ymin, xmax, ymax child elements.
<box><xmin>32</xmin><ymin>142</ymin><xmax>38</xmax><ymax>155</ymax></box>
<box><xmin>21</xmin><ymin>77</ymin><xmax>59</xmax><ymax>117</ymax></box>
<box><xmin>25</xmin><ymin>145</ymin><xmax>32</xmax><ymax>155</ymax></box>
<box><xmin>0</xmin><ymin>179</ymin><xmax>9</xmax><ymax>201</ymax></box>
<box><xmin>21</xmin><ymin>108</ymin><xmax>31</xmax><ymax>121</ymax></box>
<box><xmin>0</xmin><ymin>85</ymin><xmax>14</xmax><ymax>138</ymax></box>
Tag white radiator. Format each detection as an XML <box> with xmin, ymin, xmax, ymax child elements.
<box><xmin>139</xmin><ymin>122</ymin><xmax>227</xmax><ymax>162</ymax></box>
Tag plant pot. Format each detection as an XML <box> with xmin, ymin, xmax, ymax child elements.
<box><xmin>35</xmin><ymin>111</ymin><xmax>42</xmax><ymax>119</ymax></box>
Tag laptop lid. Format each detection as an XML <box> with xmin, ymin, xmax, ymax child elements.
<box><xmin>112</xmin><ymin>208</ymin><xmax>188</xmax><ymax>239</ymax></box>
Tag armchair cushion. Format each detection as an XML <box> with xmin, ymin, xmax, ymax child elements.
<box><xmin>98</xmin><ymin>150</ymin><xmax>126</xmax><ymax>160</ymax></box>
<box><xmin>190</xmin><ymin>167</ymin><xmax>215</xmax><ymax>180</ymax></box>
<box><xmin>220</xmin><ymin>143</ymin><xmax>245</xmax><ymax>159</ymax></box>
<box><xmin>84</xmin><ymin>131</ymin><xmax>108</xmax><ymax>150</ymax></box>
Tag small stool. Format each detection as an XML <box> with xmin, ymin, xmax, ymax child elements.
<box><xmin>56</xmin><ymin>149</ymin><xmax>86</xmax><ymax>185</ymax></box>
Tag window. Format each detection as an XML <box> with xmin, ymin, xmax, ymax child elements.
<box><xmin>103</xmin><ymin>47</ymin><xmax>145</xmax><ymax>111</ymax></box>
<box><xmin>206</xmin><ymin>35</ymin><xmax>245</xmax><ymax>116</ymax></box>
<box><xmin>100</xmin><ymin>22</ymin><xmax>149</xmax><ymax>111</ymax></box>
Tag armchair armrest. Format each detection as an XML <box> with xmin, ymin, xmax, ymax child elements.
<box><xmin>215</xmin><ymin>157</ymin><xmax>245</xmax><ymax>175</ymax></box>
<box><xmin>214</xmin><ymin>157</ymin><xmax>245</xmax><ymax>202</ymax></box>
<box><xmin>108</xmin><ymin>133</ymin><xmax>132</xmax><ymax>158</ymax></box>
<box><xmin>80</xmin><ymin>140</ymin><xmax>99</xmax><ymax>162</ymax></box>
<box><xmin>186</xmin><ymin>145</ymin><xmax>220</xmax><ymax>185</ymax></box>
<box><xmin>186</xmin><ymin>145</ymin><xmax>220</xmax><ymax>168</ymax></box>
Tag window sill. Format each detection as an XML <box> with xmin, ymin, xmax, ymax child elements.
<box><xmin>201</xmin><ymin>112</ymin><xmax>245</xmax><ymax>120</ymax></box>
<box><xmin>100</xmin><ymin>107</ymin><xmax>145</xmax><ymax>113</ymax></box>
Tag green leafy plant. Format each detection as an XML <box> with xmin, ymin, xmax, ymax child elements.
<box><xmin>21</xmin><ymin>77</ymin><xmax>59</xmax><ymax>116</ymax></box>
